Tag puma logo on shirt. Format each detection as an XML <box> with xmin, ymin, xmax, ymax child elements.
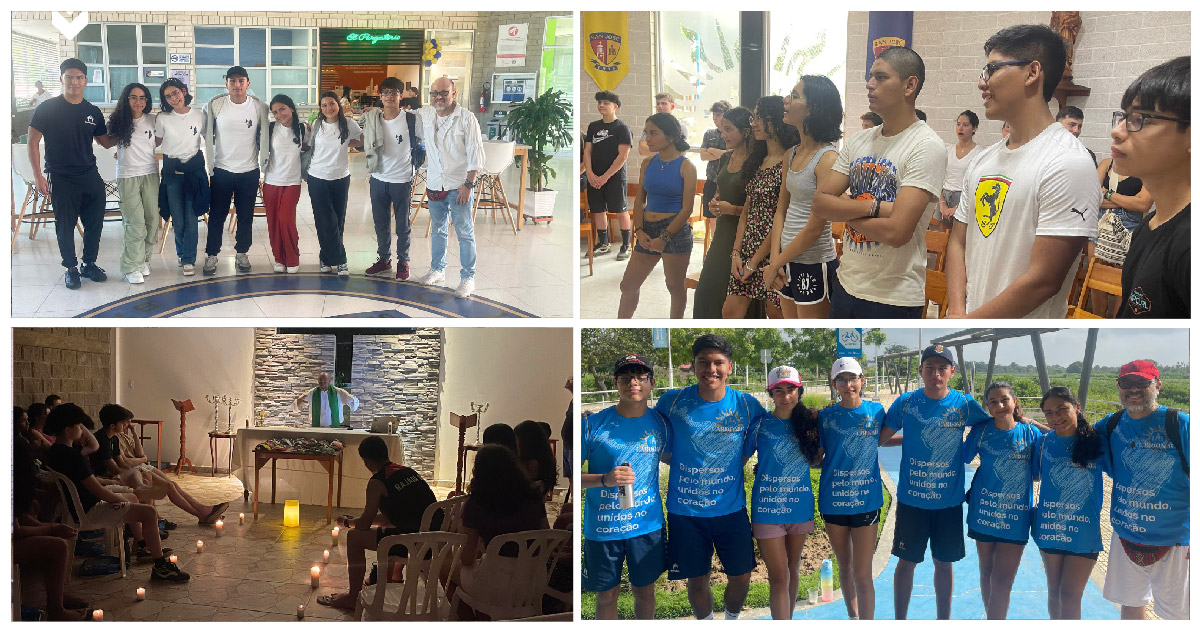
<box><xmin>1070</xmin><ymin>207</ymin><xmax>1087</xmax><ymax>220</ymax></box>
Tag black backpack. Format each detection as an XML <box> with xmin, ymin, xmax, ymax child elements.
<box><xmin>1105</xmin><ymin>408</ymin><xmax>1188</xmax><ymax>477</ymax></box>
<box><xmin>406</xmin><ymin>111</ymin><xmax>425</xmax><ymax>170</ymax></box>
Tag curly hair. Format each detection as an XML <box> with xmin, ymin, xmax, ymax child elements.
<box><xmin>107</xmin><ymin>83</ymin><xmax>154</xmax><ymax>148</ymax></box>
<box><xmin>744</xmin><ymin>95</ymin><xmax>801</xmax><ymax>177</ymax></box>
<box><xmin>1040</xmin><ymin>386</ymin><xmax>1102</xmax><ymax>466</ymax></box>
<box><xmin>318</xmin><ymin>91</ymin><xmax>350</xmax><ymax>143</ymax></box>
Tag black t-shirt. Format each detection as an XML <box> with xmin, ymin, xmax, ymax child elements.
<box><xmin>88</xmin><ymin>428</ymin><xmax>120</xmax><ymax>475</ymax></box>
<box><xmin>372</xmin><ymin>463</ymin><xmax>436</xmax><ymax>533</ymax></box>
<box><xmin>585</xmin><ymin>118</ymin><xmax>633</xmax><ymax>176</ymax></box>
<box><xmin>45</xmin><ymin>442</ymin><xmax>100</xmax><ymax>517</ymax></box>
<box><xmin>28</xmin><ymin>96</ymin><xmax>107</xmax><ymax>177</ymax></box>
<box><xmin>1117</xmin><ymin>204</ymin><xmax>1190</xmax><ymax>318</ymax></box>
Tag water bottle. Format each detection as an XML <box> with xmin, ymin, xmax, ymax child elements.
<box><xmin>617</xmin><ymin>462</ymin><xmax>635</xmax><ymax>509</ymax></box>
<box><xmin>820</xmin><ymin>559</ymin><xmax>834</xmax><ymax>602</ymax></box>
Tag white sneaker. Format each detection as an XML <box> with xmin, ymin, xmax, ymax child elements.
<box><xmin>319</xmin><ymin>264</ymin><xmax>333</xmax><ymax>273</ymax></box>
<box><xmin>141</xmin><ymin>262</ymin><xmax>151</xmax><ymax>276</ymax></box>
<box><xmin>418</xmin><ymin>269</ymin><xmax>445</xmax><ymax>286</ymax></box>
<box><xmin>454</xmin><ymin>277</ymin><xmax>475</xmax><ymax>298</ymax></box>
<box><xmin>286</xmin><ymin>266</ymin><xmax>300</xmax><ymax>274</ymax></box>
<box><xmin>124</xmin><ymin>271</ymin><xmax>145</xmax><ymax>284</ymax></box>
<box><xmin>182</xmin><ymin>264</ymin><xmax>196</xmax><ymax>276</ymax></box>
<box><xmin>273</xmin><ymin>262</ymin><xmax>285</xmax><ymax>273</ymax></box>
<box><xmin>337</xmin><ymin>264</ymin><xmax>350</xmax><ymax>276</ymax></box>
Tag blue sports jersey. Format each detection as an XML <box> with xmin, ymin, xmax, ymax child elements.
<box><xmin>1033</xmin><ymin>432</ymin><xmax>1106</xmax><ymax>554</ymax></box>
<box><xmin>656</xmin><ymin>385</ymin><xmax>764</xmax><ymax>517</ymax></box>
<box><xmin>963</xmin><ymin>421</ymin><xmax>1042</xmax><ymax>541</ymax></box>
<box><xmin>884</xmin><ymin>388</ymin><xmax>991</xmax><ymax>509</ymax></box>
<box><xmin>745</xmin><ymin>412</ymin><xmax>815</xmax><ymax>525</ymax></box>
<box><xmin>1096</xmin><ymin>406</ymin><xmax>1190</xmax><ymax>545</ymax></box>
<box><xmin>581</xmin><ymin>406</ymin><xmax>671</xmax><ymax>541</ymax></box>
<box><xmin>818</xmin><ymin>401</ymin><xmax>886</xmax><ymax>515</ymax></box>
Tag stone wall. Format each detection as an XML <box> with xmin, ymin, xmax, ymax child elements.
<box><xmin>12</xmin><ymin>327</ymin><xmax>115</xmax><ymax>417</ymax></box>
<box><xmin>251</xmin><ymin>328</ymin><xmax>442</xmax><ymax>478</ymax></box>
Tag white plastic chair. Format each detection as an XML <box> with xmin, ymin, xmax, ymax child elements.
<box><xmin>473</xmin><ymin>141</ymin><xmax>517</xmax><ymax>234</ymax></box>
<box><xmin>355</xmin><ymin>531</ymin><xmax>466</xmax><ymax>621</ymax></box>
<box><xmin>11</xmin><ymin>143</ymin><xmax>64</xmax><ymax>246</ymax></box>
<box><xmin>450</xmin><ymin>528</ymin><xmax>569</xmax><ymax>620</ymax></box>
<box><xmin>46</xmin><ymin>469</ymin><xmax>126</xmax><ymax>580</ymax></box>
<box><xmin>418</xmin><ymin>495</ymin><xmax>469</xmax><ymax>533</ymax></box>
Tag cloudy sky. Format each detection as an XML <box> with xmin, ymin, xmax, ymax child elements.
<box><xmin>873</xmin><ymin>328</ymin><xmax>1189</xmax><ymax>367</ymax></box>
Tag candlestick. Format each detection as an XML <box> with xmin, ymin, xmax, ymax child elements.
<box><xmin>196</xmin><ymin>540</ymin><xmax>204</xmax><ymax>553</ymax></box>
<box><xmin>169</xmin><ymin>554</ymin><xmax>178</xmax><ymax>564</ymax></box>
<box><xmin>332</xmin><ymin>526</ymin><xmax>340</xmax><ymax>546</ymax></box>
<box><xmin>323</xmin><ymin>549</ymin><xmax>330</xmax><ymax>563</ymax></box>
<box><xmin>136</xmin><ymin>587</ymin><xmax>146</xmax><ymax>601</ymax></box>
<box><xmin>310</xmin><ymin>565</ymin><xmax>321</xmax><ymax>588</ymax></box>
<box><xmin>297</xmin><ymin>604</ymin><xmax>305</xmax><ymax>619</ymax></box>
<box><xmin>215</xmin><ymin>520</ymin><xmax>224</xmax><ymax>536</ymax></box>
<box><xmin>92</xmin><ymin>610</ymin><xmax>104</xmax><ymax>621</ymax></box>
<box><xmin>239</xmin><ymin>512</ymin><xmax>245</xmax><ymax>525</ymax></box>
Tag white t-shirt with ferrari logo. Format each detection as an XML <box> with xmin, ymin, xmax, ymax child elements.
<box><xmin>955</xmin><ymin>123</ymin><xmax>1099</xmax><ymax>318</ymax></box>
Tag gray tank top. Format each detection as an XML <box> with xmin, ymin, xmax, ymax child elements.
<box><xmin>780</xmin><ymin>144</ymin><xmax>838</xmax><ymax>264</ymax></box>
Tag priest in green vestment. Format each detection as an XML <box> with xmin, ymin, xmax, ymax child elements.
<box><xmin>292</xmin><ymin>372</ymin><xmax>360</xmax><ymax>428</ymax></box>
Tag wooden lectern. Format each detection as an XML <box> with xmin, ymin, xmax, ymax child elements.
<box><xmin>448</xmin><ymin>412</ymin><xmax>479</xmax><ymax>498</ymax></box>
<box><xmin>167</xmin><ymin>398</ymin><xmax>198</xmax><ymax>475</ymax></box>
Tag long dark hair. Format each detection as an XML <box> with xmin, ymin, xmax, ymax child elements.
<box><xmin>269</xmin><ymin>94</ymin><xmax>304</xmax><ymax>146</ymax></box>
<box><xmin>1040</xmin><ymin>386</ymin><xmax>1102</xmax><ymax>466</ymax></box>
<box><xmin>777</xmin><ymin>386</ymin><xmax>821</xmax><ymax>465</ymax></box>
<box><xmin>514</xmin><ymin>419</ymin><xmax>558</xmax><ymax>493</ymax></box>
<box><xmin>108</xmin><ymin>82</ymin><xmax>154</xmax><ymax>148</ymax></box>
<box><xmin>646</xmin><ymin>113</ymin><xmax>690</xmax><ymax>152</ymax></box>
<box><xmin>159</xmin><ymin>78</ymin><xmax>192</xmax><ymax>113</ymax></box>
<box><xmin>744</xmin><ymin>95</ymin><xmax>801</xmax><ymax>176</ymax></box>
<box><xmin>468</xmin><ymin>444</ymin><xmax>543</xmax><ymax>514</ymax></box>
<box><xmin>798</xmin><ymin>75</ymin><xmax>843</xmax><ymax>143</ymax></box>
<box><xmin>721</xmin><ymin>106</ymin><xmax>755</xmax><ymax>156</ymax></box>
<box><xmin>319</xmin><ymin>90</ymin><xmax>350</xmax><ymax>143</ymax></box>
<box><xmin>984</xmin><ymin>381</ymin><xmax>1026</xmax><ymax>423</ymax></box>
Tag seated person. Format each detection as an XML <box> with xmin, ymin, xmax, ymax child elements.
<box><xmin>318</xmin><ymin>436</ymin><xmax>437</xmax><ymax>610</ymax></box>
<box><xmin>42</xmin><ymin>404</ymin><xmax>188</xmax><ymax>581</ymax></box>
<box><xmin>467</xmin><ymin>423</ymin><xmax>517</xmax><ymax>453</ymax></box>
<box><xmin>24</xmin><ymin>402</ymin><xmax>55</xmax><ymax>454</ymax></box>
<box><xmin>515</xmin><ymin>420</ymin><xmax>558</xmax><ymax>498</ymax></box>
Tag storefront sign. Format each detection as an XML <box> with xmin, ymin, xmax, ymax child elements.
<box><xmin>169</xmin><ymin>53</ymin><xmax>192</xmax><ymax>64</ymax></box>
<box><xmin>345</xmin><ymin>32</ymin><xmax>402</xmax><ymax>45</ymax></box>
<box><xmin>495</xmin><ymin>23</ymin><xmax>528</xmax><ymax>68</ymax></box>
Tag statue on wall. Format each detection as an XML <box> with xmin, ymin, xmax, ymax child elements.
<box><xmin>1051</xmin><ymin>11</ymin><xmax>1083</xmax><ymax>82</ymax></box>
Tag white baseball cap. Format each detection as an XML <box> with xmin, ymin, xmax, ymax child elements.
<box><xmin>830</xmin><ymin>357</ymin><xmax>864</xmax><ymax>379</ymax></box>
<box><xmin>767</xmin><ymin>365</ymin><xmax>803</xmax><ymax>391</ymax></box>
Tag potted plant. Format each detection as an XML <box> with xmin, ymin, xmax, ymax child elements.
<box><xmin>503</xmin><ymin>88</ymin><xmax>573</xmax><ymax>221</ymax></box>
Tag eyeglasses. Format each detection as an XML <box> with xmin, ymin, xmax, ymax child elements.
<box><xmin>1112</xmin><ymin>110</ymin><xmax>1189</xmax><ymax>132</ymax></box>
<box><xmin>381</xmin><ymin>89</ymin><xmax>401</xmax><ymax>97</ymax></box>
<box><xmin>430</xmin><ymin>89</ymin><xmax>451</xmax><ymax>98</ymax></box>
<box><xmin>1117</xmin><ymin>378</ymin><xmax>1153</xmax><ymax>390</ymax></box>
<box><xmin>616</xmin><ymin>374</ymin><xmax>651</xmax><ymax>386</ymax></box>
<box><xmin>980</xmin><ymin>60</ymin><xmax>1032</xmax><ymax>82</ymax></box>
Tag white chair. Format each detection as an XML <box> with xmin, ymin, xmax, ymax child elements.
<box><xmin>450</xmin><ymin>529</ymin><xmax>569</xmax><ymax>620</ymax></box>
<box><xmin>92</xmin><ymin>145</ymin><xmax>121</xmax><ymax>215</ymax></box>
<box><xmin>473</xmin><ymin>141</ymin><xmax>517</xmax><ymax>234</ymax></box>
<box><xmin>418</xmin><ymin>495</ymin><xmax>469</xmax><ymax>533</ymax></box>
<box><xmin>409</xmin><ymin>166</ymin><xmax>433</xmax><ymax>237</ymax></box>
<box><xmin>11</xmin><ymin>143</ymin><xmax>67</xmax><ymax>246</ymax></box>
<box><xmin>355</xmin><ymin>531</ymin><xmax>466</xmax><ymax>621</ymax></box>
<box><xmin>46</xmin><ymin>469</ymin><xmax>126</xmax><ymax>580</ymax></box>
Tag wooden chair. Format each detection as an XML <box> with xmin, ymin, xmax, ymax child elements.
<box><xmin>450</xmin><ymin>529</ymin><xmax>570</xmax><ymax>620</ymax></box>
<box><xmin>355</xmin><ymin>532</ymin><xmax>466</xmax><ymax>621</ymax></box>
<box><xmin>924</xmin><ymin>269</ymin><xmax>949</xmax><ymax>318</ymax></box>
<box><xmin>47</xmin><ymin>469</ymin><xmax>124</xmax><ymax>580</ymax></box>
<box><xmin>925</xmin><ymin>229</ymin><xmax>948</xmax><ymax>271</ymax></box>
<box><xmin>685</xmin><ymin>178</ymin><xmax>712</xmax><ymax>257</ymax></box>
<box><xmin>1065</xmin><ymin>254</ymin><xmax>1090</xmax><ymax>309</ymax></box>
<box><xmin>1069</xmin><ymin>257</ymin><xmax>1123</xmax><ymax>318</ymax></box>
<box><xmin>580</xmin><ymin>191</ymin><xmax>594</xmax><ymax>276</ymax></box>
<box><xmin>472</xmin><ymin>141</ymin><xmax>518</xmax><ymax>235</ymax></box>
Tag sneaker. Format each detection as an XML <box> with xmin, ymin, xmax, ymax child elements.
<box><xmin>395</xmin><ymin>262</ymin><xmax>410</xmax><ymax>281</ymax></box>
<box><xmin>616</xmin><ymin>246</ymin><xmax>630</xmax><ymax>261</ymax></box>
<box><xmin>124</xmin><ymin>271</ymin><xmax>145</xmax><ymax>284</ymax></box>
<box><xmin>202</xmin><ymin>256</ymin><xmax>218</xmax><ymax>276</ymax></box>
<box><xmin>454</xmin><ymin>277</ymin><xmax>475</xmax><ymax>298</ymax></box>
<box><xmin>141</xmin><ymin>262</ymin><xmax>151</xmax><ymax>276</ymax></box>
<box><xmin>136</xmin><ymin>545</ymin><xmax>173</xmax><ymax>563</ymax></box>
<box><xmin>593</xmin><ymin>242</ymin><xmax>611</xmax><ymax>255</ymax></box>
<box><xmin>286</xmin><ymin>266</ymin><xmax>300</xmax><ymax>274</ymax></box>
<box><xmin>159</xmin><ymin>519</ymin><xmax>178</xmax><ymax>531</ymax></box>
<box><xmin>417</xmin><ymin>269</ymin><xmax>445</xmax><ymax>286</ymax></box>
<box><xmin>182</xmin><ymin>264</ymin><xmax>196</xmax><ymax>276</ymax></box>
<box><xmin>235</xmin><ymin>253</ymin><xmax>251</xmax><ymax>272</ymax></box>
<box><xmin>64</xmin><ymin>267</ymin><xmax>81</xmax><ymax>290</ymax></box>
<box><xmin>337</xmin><ymin>263</ymin><xmax>350</xmax><ymax>276</ymax></box>
<box><xmin>273</xmin><ymin>262</ymin><xmax>285</xmax><ymax>273</ymax></box>
<box><xmin>365</xmin><ymin>259</ymin><xmax>392</xmax><ymax>276</ymax></box>
<box><xmin>319</xmin><ymin>264</ymin><xmax>333</xmax><ymax>273</ymax></box>
<box><xmin>178</xmin><ymin>258</ymin><xmax>184</xmax><ymax>268</ymax></box>
<box><xmin>80</xmin><ymin>263</ymin><xmax>107</xmax><ymax>282</ymax></box>
<box><xmin>151</xmin><ymin>558</ymin><xmax>190</xmax><ymax>583</ymax></box>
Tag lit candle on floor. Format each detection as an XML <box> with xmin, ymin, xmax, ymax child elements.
<box><xmin>332</xmin><ymin>526</ymin><xmax>340</xmax><ymax>546</ymax></box>
<box><xmin>215</xmin><ymin>519</ymin><xmax>224</xmax><ymax>536</ymax></box>
<box><xmin>239</xmin><ymin>512</ymin><xmax>245</xmax><ymax>525</ymax></box>
<box><xmin>296</xmin><ymin>604</ymin><xmax>305</xmax><ymax>619</ymax></box>
<box><xmin>323</xmin><ymin>549</ymin><xmax>330</xmax><ymax>563</ymax></box>
<box><xmin>196</xmin><ymin>539</ymin><xmax>204</xmax><ymax>553</ymax></box>
<box><xmin>310</xmin><ymin>565</ymin><xmax>321</xmax><ymax>588</ymax></box>
<box><xmin>169</xmin><ymin>554</ymin><xmax>178</xmax><ymax>564</ymax></box>
<box><xmin>92</xmin><ymin>610</ymin><xmax>104</xmax><ymax>621</ymax></box>
<box><xmin>135</xmin><ymin>587</ymin><xmax>146</xmax><ymax>601</ymax></box>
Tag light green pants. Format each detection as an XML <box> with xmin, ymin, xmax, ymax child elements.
<box><xmin>118</xmin><ymin>174</ymin><xmax>161</xmax><ymax>275</ymax></box>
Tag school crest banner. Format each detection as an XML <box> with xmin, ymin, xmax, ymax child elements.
<box><xmin>865</xmin><ymin>11</ymin><xmax>914</xmax><ymax>81</ymax></box>
<box><xmin>583</xmin><ymin>12</ymin><xmax>630</xmax><ymax>92</ymax></box>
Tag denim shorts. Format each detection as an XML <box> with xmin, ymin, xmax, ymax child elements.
<box><xmin>634</xmin><ymin>216</ymin><xmax>693</xmax><ymax>256</ymax></box>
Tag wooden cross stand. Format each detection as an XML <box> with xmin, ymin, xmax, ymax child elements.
<box><xmin>448</xmin><ymin>412</ymin><xmax>478</xmax><ymax>498</ymax></box>
<box><xmin>167</xmin><ymin>398</ymin><xmax>198</xmax><ymax>475</ymax></box>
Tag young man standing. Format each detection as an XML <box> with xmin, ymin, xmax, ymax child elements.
<box><xmin>202</xmin><ymin>65</ymin><xmax>270</xmax><ymax>275</ymax></box>
<box><xmin>582</xmin><ymin>354</ymin><xmax>670</xmax><ymax>620</ymax></box>
<box><xmin>655</xmin><ymin>334</ymin><xmax>763</xmax><ymax>620</ymax></box>
<box><xmin>812</xmin><ymin>46</ymin><xmax>946</xmax><ymax>318</ymax></box>
<box><xmin>945</xmin><ymin>25</ymin><xmax>1099</xmax><ymax>318</ymax></box>
<box><xmin>878</xmin><ymin>345</ymin><xmax>990</xmax><ymax>619</ymax></box>
<box><xmin>583</xmin><ymin>91</ymin><xmax>634</xmax><ymax>259</ymax></box>
<box><xmin>27</xmin><ymin>58</ymin><xmax>111</xmax><ymax>289</ymax></box>
<box><xmin>1056</xmin><ymin>105</ymin><xmax>1097</xmax><ymax>164</ymax></box>
<box><xmin>1096</xmin><ymin>360</ymin><xmax>1190</xmax><ymax>620</ymax></box>
<box><xmin>363</xmin><ymin>77</ymin><xmax>422</xmax><ymax>280</ymax></box>
<box><xmin>638</xmin><ymin>93</ymin><xmax>685</xmax><ymax>156</ymax></box>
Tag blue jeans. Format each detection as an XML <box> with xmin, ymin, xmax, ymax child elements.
<box><xmin>161</xmin><ymin>171</ymin><xmax>198</xmax><ymax>265</ymax></box>
<box><xmin>428</xmin><ymin>191</ymin><xmax>476</xmax><ymax>279</ymax></box>
<box><xmin>369</xmin><ymin>177</ymin><xmax>413</xmax><ymax>262</ymax></box>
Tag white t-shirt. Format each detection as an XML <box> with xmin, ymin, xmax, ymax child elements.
<box><xmin>116</xmin><ymin>114</ymin><xmax>159</xmax><ymax>179</ymax></box>
<box><xmin>943</xmin><ymin>143</ymin><xmax>981</xmax><ymax>193</ymax></box>
<box><xmin>832</xmin><ymin>120</ymin><xmax>946</xmax><ymax>307</ymax></box>
<box><xmin>955</xmin><ymin>123</ymin><xmax>1100</xmax><ymax>318</ymax></box>
<box><xmin>307</xmin><ymin>118</ymin><xmax>363</xmax><ymax>181</ymax></box>
<box><xmin>29</xmin><ymin>91</ymin><xmax>52</xmax><ymax>109</ymax></box>
<box><xmin>154</xmin><ymin>109</ymin><xmax>205</xmax><ymax>161</ymax></box>
<box><xmin>372</xmin><ymin>112</ymin><xmax>414</xmax><ymax>184</ymax></box>
<box><xmin>214</xmin><ymin>98</ymin><xmax>260</xmax><ymax>173</ymax></box>
<box><xmin>263</xmin><ymin>121</ymin><xmax>304</xmax><ymax>187</ymax></box>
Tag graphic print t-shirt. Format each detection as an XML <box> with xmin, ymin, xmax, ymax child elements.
<box><xmin>585</xmin><ymin>118</ymin><xmax>633</xmax><ymax>177</ymax></box>
<box><xmin>819</xmin><ymin>401</ymin><xmax>885</xmax><ymax>515</ymax></box>
<box><xmin>154</xmin><ymin>109</ymin><xmax>205</xmax><ymax>161</ymax></box>
<box><xmin>884</xmin><ymin>388</ymin><xmax>990</xmax><ymax>508</ymax></box>
<box><xmin>116</xmin><ymin>115</ymin><xmax>159</xmax><ymax>179</ymax></box>
<box><xmin>214</xmin><ymin>97</ymin><xmax>261</xmax><ymax>173</ymax></box>
<box><xmin>1117</xmin><ymin>205</ymin><xmax>1190</xmax><ymax>318</ymax></box>
<box><xmin>963</xmin><ymin>421</ymin><xmax>1042</xmax><ymax>540</ymax></box>
<box><xmin>1096</xmin><ymin>406</ymin><xmax>1190</xmax><ymax>545</ymax></box>
<box><xmin>29</xmin><ymin>96</ymin><xmax>107</xmax><ymax>177</ymax></box>
<box><xmin>655</xmin><ymin>385</ymin><xmax>763</xmax><ymax>517</ymax></box>
<box><xmin>582</xmin><ymin>405</ymin><xmax>670</xmax><ymax>540</ymax></box>
<box><xmin>373</xmin><ymin>113</ymin><xmax>414</xmax><ymax>184</ymax></box>
<box><xmin>956</xmin><ymin>123</ymin><xmax>1099</xmax><ymax>317</ymax></box>
<box><xmin>745</xmin><ymin>413</ymin><xmax>814</xmax><ymax>525</ymax></box>
<box><xmin>1034</xmin><ymin>433</ymin><xmax>1106</xmax><ymax>554</ymax></box>
<box><xmin>832</xmin><ymin>121</ymin><xmax>945</xmax><ymax>307</ymax></box>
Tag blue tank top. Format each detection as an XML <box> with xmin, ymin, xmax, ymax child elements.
<box><xmin>643</xmin><ymin>155</ymin><xmax>685</xmax><ymax>214</ymax></box>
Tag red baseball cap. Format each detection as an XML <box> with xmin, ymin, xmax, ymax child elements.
<box><xmin>1118</xmin><ymin>359</ymin><xmax>1159</xmax><ymax>381</ymax></box>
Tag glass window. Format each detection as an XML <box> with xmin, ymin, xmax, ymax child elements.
<box><xmin>196</xmin><ymin>68</ymin><xmax>229</xmax><ymax>85</ymax></box>
<box><xmin>107</xmin><ymin>25</ymin><xmax>138</xmax><ymax>65</ymax></box>
<box><xmin>271</xmin><ymin>28</ymin><xmax>309</xmax><ymax>47</ymax></box>
<box><xmin>142</xmin><ymin>67</ymin><xmax>167</xmax><ymax>83</ymax></box>
<box><xmin>767</xmin><ymin>11</ymin><xmax>847</xmax><ymax>102</ymax></box>
<box><xmin>544</xmin><ymin>16</ymin><xmax>573</xmax><ymax>47</ymax></box>
<box><xmin>196</xmin><ymin>27</ymin><xmax>234</xmax><ymax>46</ymax></box>
<box><xmin>240</xmin><ymin>28</ymin><xmax>267</xmax><ymax>67</ymax></box>
<box><xmin>143</xmin><ymin>45</ymin><xmax>167</xmax><ymax>65</ymax></box>
<box><xmin>272</xmin><ymin>87</ymin><xmax>309</xmax><ymax>106</ymax></box>
<box><xmin>271</xmin><ymin>48</ymin><xmax>308</xmax><ymax>67</ymax></box>
<box><xmin>84</xmin><ymin>86</ymin><xmax>106</xmax><ymax>103</ymax></box>
<box><xmin>78</xmin><ymin>44</ymin><xmax>105</xmax><ymax>66</ymax></box>
<box><xmin>195</xmin><ymin>26</ymin><xmax>316</xmax><ymax>109</ymax></box>
<box><xmin>423</xmin><ymin>30</ymin><xmax>473</xmax><ymax>103</ymax></box>
<box><xmin>194</xmin><ymin>86</ymin><xmax>227</xmax><ymax>103</ymax></box>
<box><xmin>245</xmin><ymin>69</ymin><xmax>267</xmax><ymax>89</ymax></box>
<box><xmin>659</xmin><ymin>11</ymin><xmax>742</xmax><ymax>148</ymax></box>
<box><xmin>540</xmin><ymin>16</ymin><xmax>573</xmax><ymax>102</ymax></box>
<box><xmin>109</xmin><ymin>67</ymin><xmax>139</xmax><ymax>101</ymax></box>
<box><xmin>79</xmin><ymin>23</ymin><xmax>102</xmax><ymax>43</ymax></box>
<box><xmin>142</xmin><ymin>25</ymin><xmax>165</xmax><ymax>44</ymax></box>
<box><xmin>271</xmin><ymin>68</ymin><xmax>308</xmax><ymax>85</ymax></box>
<box><xmin>428</xmin><ymin>30</ymin><xmax>473</xmax><ymax>50</ymax></box>
<box><xmin>196</xmin><ymin>48</ymin><xmax>235</xmax><ymax>67</ymax></box>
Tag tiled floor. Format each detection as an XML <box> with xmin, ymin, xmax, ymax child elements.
<box><xmin>12</xmin><ymin>153</ymin><xmax>574</xmax><ymax>318</ymax></box>
<box><xmin>579</xmin><ymin>224</ymin><xmax>708</xmax><ymax>319</ymax></box>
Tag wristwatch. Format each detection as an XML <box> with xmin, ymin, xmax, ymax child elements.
<box><xmin>464</xmin><ymin>179</ymin><xmax>476</xmax><ymax>189</ymax></box>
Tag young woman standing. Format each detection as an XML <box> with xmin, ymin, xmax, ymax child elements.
<box><xmin>262</xmin><ymin>95</ymin><xmax>309</xmax><ymax>273</ymax></box>
<box><xmin>154</xmin><ymin>78</ymin><xmax>206</xmax><ymax>276</ymax></box>
<box><xmin>938</xmin><ymin>111</ymin><xmax>982</xmax><ymax>229</ymax></box>
<box><xmin>692</xmin><ymin>107</ymin><xmax>753</xmax><ymax>318</ymax></box>
<box><xmin>103</xmin><ymin>83</ymin><xmax>160</xmax><ymax>284</ymax></box>
<box><xmin>307</xmin><ymin>91</ymin><xmax>363</xmax><ymax>275</ymax></box>
<box><xmin>617</xmin><ymin>113</ymin><xmax>696</xmax><ymax>318</ymax></box>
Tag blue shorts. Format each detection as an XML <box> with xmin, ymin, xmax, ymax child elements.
<box><xmin>829</xmin><ymin>275</ymin><xmax>923</xmax><ymax>319</ymax></box>
<box><xmin>666</xmin><ymin>508</ymin><xmax>756</xmax><ymax>580</ymax></box>
<box><xmin>780</xmin><ymin>259</ymin><xmax>838</xmax><ymax>305</ymax></box>
<box><xmin>968</xmin><ymin>528</ymin><xmax>1027</xmax><ymax>546</ymax></box>
<box><xmin>582</xmin><ymin>528</ymin><xmax>666</xmax><ymax>591</ymax></box>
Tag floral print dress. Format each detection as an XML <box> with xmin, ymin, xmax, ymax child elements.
<box><xmin>727</xmin><ymin>161</ymin><xmax>783</xmax><ymax>307</ymax></box>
